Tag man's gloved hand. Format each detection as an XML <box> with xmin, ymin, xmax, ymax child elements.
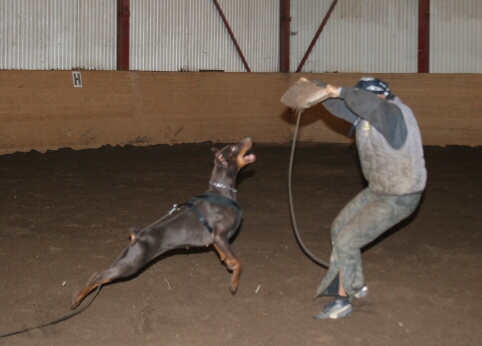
<box><xmin>324</xmin><ymin>84</ymin><xmax>341</xmax><ymax>98</ymax></box>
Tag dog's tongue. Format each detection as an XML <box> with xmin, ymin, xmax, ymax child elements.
<box><xmin>244</xmin><ymin>153</ymin><xmax>256</xmax><ymax>163</ymax></box>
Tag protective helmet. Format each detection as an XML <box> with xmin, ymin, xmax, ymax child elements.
<box><xmin>354</xmin><ymin>77</ymin><xmax>391</xmax><ymax>97</ymax></box>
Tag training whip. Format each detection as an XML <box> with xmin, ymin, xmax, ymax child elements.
<box><xmin>281</xmin><ymin>77</ymin><xmax>331</xmax><ymax>268</ymax></box>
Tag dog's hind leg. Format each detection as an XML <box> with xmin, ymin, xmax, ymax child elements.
<box><xmin>70</xmin><ymin>272</ymin><xmax>110</xmax><ymax>309</ymax></box>
<box><xmin>71</xmin><ymin>237</ymin><xmax>155</xmax><ymax>309</ymax></box>
<box><xmin>213</xmin><ymin>240</ymin><xmax>241</xmax><ymax>294</ymax></box>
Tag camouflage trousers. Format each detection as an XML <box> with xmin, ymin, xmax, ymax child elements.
<box><xmin>316</xmin><ymin>188</ymin><xmax>422</xmax><ymax>298</ymax></box>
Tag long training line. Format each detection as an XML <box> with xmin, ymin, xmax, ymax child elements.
<box><xmin>288</xmin><ymin>108</ymin><xmax>329</xmax><ymax>269</ymax></box>
<box><xmin>0</xmin><ymin>284</ymin><xmax>102</xmax><ymax>339</ymax></box>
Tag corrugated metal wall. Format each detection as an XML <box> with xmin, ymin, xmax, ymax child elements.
<box><xmin>291</xmin><ymin>0</ymin><xmax>418</xmax><ymax>73</ymax></box>
<box><xmin>0</xmin><ymin>0</ymin><xmax>116</xmax><ymax>70</ymax></box>
<box><xmin>129</xmin><ymin>0</ymin><xmax>279</xmax><ymax>72</ymax></box>
<box><xmin>430</xmin><ymin>0</ymin><xmax>482</xmax><ymax>73</ymax></box>
<box><xmin>0</xmin><ymin>0</ymin><xmax>480</xmax><ymax>72</ymax></box>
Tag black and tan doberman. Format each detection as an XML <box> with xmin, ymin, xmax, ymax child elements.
<box><xmin>71</xmin><ymin>138</ymin><xmax>255</xmax><ymax>309</ymax></box>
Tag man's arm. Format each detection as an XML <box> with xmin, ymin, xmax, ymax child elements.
<box><xmin>324</xmin><ymin>84</ymin><xmax>407</xmax><ymax>149</ymax></box>
<box><xmin>311</xmin><ymin>80</ymin><xmax>359</xmax><ymax>124</ymax></box>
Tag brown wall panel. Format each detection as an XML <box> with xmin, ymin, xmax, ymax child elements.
<box><xmin>0</xmin><ymin>71</ymin><xmax>480</xmax><ymax>154</ymax></box>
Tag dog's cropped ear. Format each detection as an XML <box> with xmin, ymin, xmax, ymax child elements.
<box><xmin>212</xmin><ymin>147</ymin><xmax>226</xmax><ymax>166</ymax></box>
<box><xmin>216</xmin><ymin>152</ymin><xmax>228</xmax><ymax>167</ymax></box>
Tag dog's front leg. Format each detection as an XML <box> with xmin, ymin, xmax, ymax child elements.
<box><xmin>213</xmin><ymin>240</ymin><xmax>241</xmax><ymax>294</ymax></box>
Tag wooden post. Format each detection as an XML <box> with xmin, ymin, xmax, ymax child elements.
<box><xmin>117</xmin><ymin>0</ymin><xmax>130</xmax><ymax>71</ymax></box>
<box><xmin>418</xmin><ymin>0</ymin><xmax>430</xmax><ymax>73</ymax></box>
<box><xmin>280</xmin><ymin>0</ymin><xmax>290</xmax><ymax>72</ymax></box>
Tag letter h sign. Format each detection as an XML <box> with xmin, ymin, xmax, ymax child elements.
<box><xmin>72</xmin><ymin>71</ymin><xmax>82</xmax><ymax>88</ymax></box>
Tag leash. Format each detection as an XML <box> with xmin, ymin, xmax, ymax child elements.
<box><xmin>288</xmin><ymin>109</ymin><xmax>329</xmax><ymax>268</ymax></box>
<box><xmin>0</xmin><ymin>284</ymin><xmax>102</xmax><ymax>339</ymax></box>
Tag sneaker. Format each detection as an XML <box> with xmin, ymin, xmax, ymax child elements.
<box><xmin>313</xmin><ymin>298</ymin><xmax>352</xmax><ymax>320</ymax></box>
<box><xmin>353</xmin><ymin>285</ymin><xmax>368</xmax><ymax>299</ymax></box>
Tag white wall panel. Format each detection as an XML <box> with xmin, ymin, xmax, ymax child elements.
<box><xmin>431</xmin><ymin>0</ymin><xmax>482</xmax><ymax>73</ymax></box>
<box><xmin>1</xmin><ymin>0</ymin><xmax>480</xmax><ymax>73</ymax></box>
<box><xmin>291</xmin><ymin>0</ymin><xmax>418</xmax><ymax>73</ymax></box>
<box><xmin>130</xmin><ymin>0</ymin><xmax>186</xmax><ymax>71</ymax></box>
<box><xmin>220</xmin><ymin>0</ymin><xmax>279</xmax><ymax>72</ymax></box>
<box><xmin>0</xmin><ymin>0</ymin><xmax>116</xmax><ymax>70</ymax></box>
<box><xmin>130</xmin><ymin>0</ymin><xmax>278</xmax><ymax>72</ymax></box>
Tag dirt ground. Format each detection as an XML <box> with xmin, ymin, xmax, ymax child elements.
<box><xmin>0</xmin><ymin>141</ymin><xmax>480</xmax><ymax>345</ymax></box>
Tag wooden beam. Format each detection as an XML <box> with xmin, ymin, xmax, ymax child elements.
<box><xmin>418</xmin><ymin>0</ymin><xmax>430</xmax><ymax>73</ymax></box>
<box><xmin>296</xmin><ymin>0</ymin><xmax>338</xmax><ymax>73</ymax></box>
<box><xmin>117</xmin><ymin>0</ymin><xmax>130</xmax><ymax>71</ymax></box>
<box><xmin>280</xmin><ymin>0</ymin><xmax>291</xmax><ymax>72</ymax></box>
<box><xmin>212</xmin><ymin>0</ymin><xmax>251</xmax><ymax>72</ymax></box>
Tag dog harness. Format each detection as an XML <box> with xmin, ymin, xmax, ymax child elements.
<box><xmin>178</xmin><ymin>193</ymin><xmax>243</xmax><ymax>239</ymax></box>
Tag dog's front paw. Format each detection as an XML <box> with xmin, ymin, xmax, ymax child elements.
<box><xmin>230</xmin><ymin>281</ymin><xmax>239</xmax><ymax>294</ymax></box>
<box><xmin>229</xmin><ymin>263</ymin><xmax>241</xmax><ymax>294</ymax></box>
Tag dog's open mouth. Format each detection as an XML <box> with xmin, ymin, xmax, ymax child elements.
<box><xmin>239</xmin><ymin>138</ymin><xmax>256</xmax><ymax>164</ymax></box>
<box><xmin>243</xmin><ymin>149</ymin><xmax>256</xmax><ymax>163</ymax></box>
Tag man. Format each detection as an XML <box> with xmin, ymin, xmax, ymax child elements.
<box><xmin>313</xmin><ymin>77</ymin><xmax>427</xmax><ymax>319</ymax></box>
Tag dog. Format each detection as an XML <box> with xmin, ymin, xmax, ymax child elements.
<box><xmin>71</xmin><ymin>137</ymin><xmax>255</xmax><ymax>309</ymax></box>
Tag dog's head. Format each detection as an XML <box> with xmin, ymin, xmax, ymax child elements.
<box><xmin>214</xmin><ymin>137</ymin><xmax>256</xmax><ymax>172</ymax></box>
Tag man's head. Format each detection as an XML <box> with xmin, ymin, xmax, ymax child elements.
<box><xmin>354</xmin><ymin>77</ymin><xmax>391</xmax><ymax>98</ymax></box>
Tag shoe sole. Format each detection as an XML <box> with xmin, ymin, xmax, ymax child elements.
<box><xmin>313</xmin><ymin>304</ymin><xmax>352</xmax><ymax>320</ymax></box>
<box><xmin>353</xmin><ymin>286</ymin><xmax>368</xmax><ymax>299</ymax></box>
